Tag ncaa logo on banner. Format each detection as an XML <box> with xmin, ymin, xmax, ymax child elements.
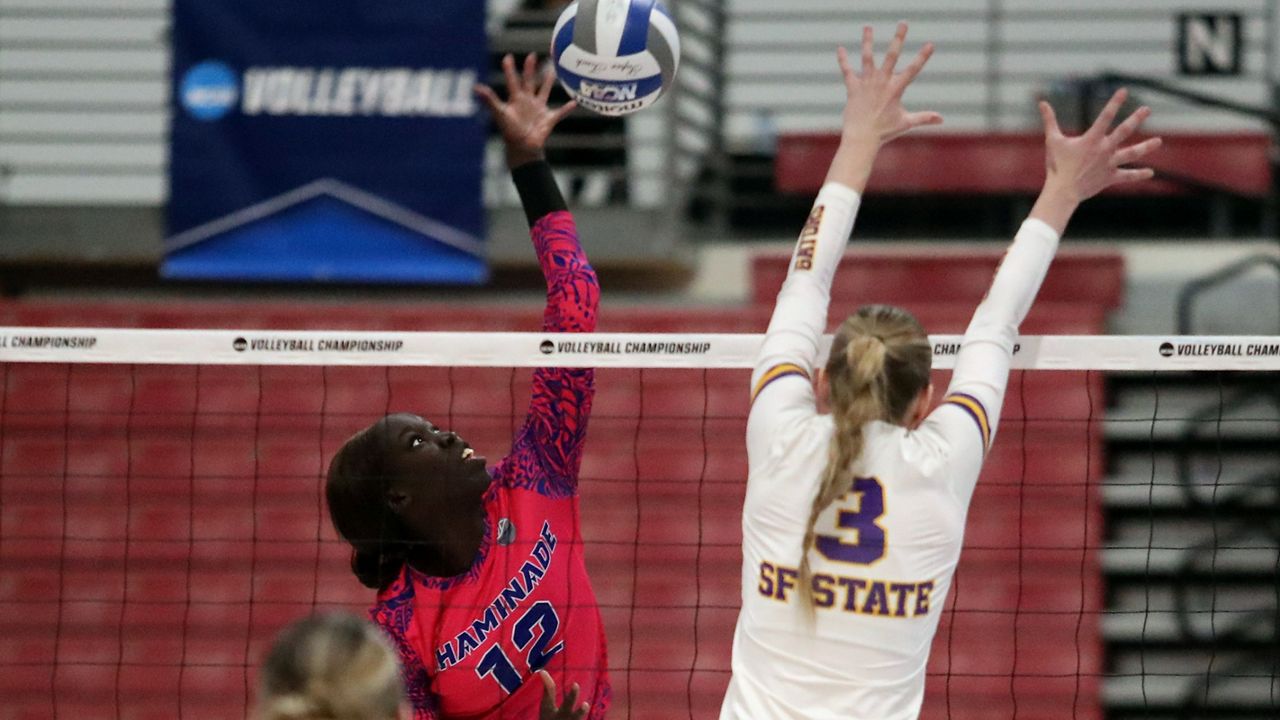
<box><xmin>180</xmin><ymin>61</ymin><xmax>239</xmax><ymax>121</ymax></box>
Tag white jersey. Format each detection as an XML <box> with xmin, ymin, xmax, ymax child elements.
<box><xmin>720</xmin><ymin>183</ymin><xmax>1060</xmax><ymax>720</ymax></box>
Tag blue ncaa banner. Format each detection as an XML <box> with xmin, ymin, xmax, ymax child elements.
<box><xmin>165</xmin><ymin>1</ymin><xmax>489</xmax><ymax>283</ymax></box>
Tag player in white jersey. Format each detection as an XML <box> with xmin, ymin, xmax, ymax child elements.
<box><xmin>720</xmin><ymin>23</ymin><xmax>1162</xmax><ymax>720</ymax></box>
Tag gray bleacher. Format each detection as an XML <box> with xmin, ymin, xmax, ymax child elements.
<box><xmin>1103</xmin><ymin>370</ymin><xmax>1280</xmax><ymax>719</ymax></box>
<box><xmin>2</xmin><ymin>0</ymin><xmax>1276</xmax><ymax>249</ymax></box>
<box><xmin>724</xmin><ymin>0</ymin><xmax>1275</xmax><ymax>144</ymax></box>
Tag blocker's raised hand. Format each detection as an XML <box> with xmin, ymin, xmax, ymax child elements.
<box><xmin>836</xmin><ymin>22</ymin><xmax>942</xmax><ymax>148</ymax></box>
<box><xmin>476</xmin><ymin>53</ymin><xmax>577</xmax><ymax>167</ymax></box>
<box><xmin>1038</xmin><ymin>88</ymin><xmax>1162</xmax><ymax>203</ymax></box>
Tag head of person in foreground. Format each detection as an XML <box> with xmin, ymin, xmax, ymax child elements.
<box><xmin>256</xmin><ymin>612</ymin><xmax>410</xmax><ymax>720</ymax></box>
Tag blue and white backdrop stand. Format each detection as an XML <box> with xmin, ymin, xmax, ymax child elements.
<box><xmin>165</xmin><ymin>1</ymin><xmax>489</xmax><ymax>284</ymax></box>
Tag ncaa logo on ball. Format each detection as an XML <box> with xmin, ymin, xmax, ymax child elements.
<box><xmin>552</xmin><ymin>0</ymin><xmax>681</xmax><ymax>117</ymax></box>
<box><xmin>579</xmin><ymin>80</ymin><xmax>638</xmax><ymax>102</ymax></box>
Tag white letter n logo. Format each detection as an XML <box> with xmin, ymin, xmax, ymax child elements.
<box><xmin>1178</xmin><ymin>13</ymin><xmax>1242</xmax><ymax>76</ymax></box>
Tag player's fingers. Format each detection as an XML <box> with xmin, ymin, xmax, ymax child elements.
<box><xmin>538</xmin><ymin>65</ymin><xmax>557</xmax><ymax>103</ymax></box>
<box><xmin>549</xmin><ymin>99</ymin><xmax>577</xmax><ymax>125</ymax></box>
<box><xmin>905</xmin><ymin>110</ymin><xmax>944</xmax><ymax>128</ymax></box>
<box><xmin>501</xmin><ymin>53</ymin><xmax>520</xmax><ymax>97</ymax></box>
<box><xmin>836</xmin><ymin>46</ymin><xmax>856</xmax><ymax>88</ymax></box>
<box><xmin>573</xmin><ymin>702</ymin><xmax>590</xmax><ymax>720</ymax></box>
<box><xmin>1038</xmin><ymin>101</ymin><xmax>1061</xmax><ymax>139</ymax></box>
<box><xmin>1113</xmin><ymin>137</ymin><xmax>1162</xmax><ymax>166</ymax></box>
<box><xmin>861</xmin><ymin>25</ymin><xmax>875</xmax><ymax>75</ymax></box>
<box><xmin>1107</xmin><ymin>105</ymin><xmax>1151</xmax><ymax>147</ymax></box>
<box><xmin>538</xmin><ymin>670</ymin><xmax>557</xmax><ymax>710</ymax></box>
<box><xmin>474</xmin><ymin>83</ymin><xmax>503</xmax><ymax>114</ymax></box>
<box><xmin>1113</xmin><ymin>167</ymin><xmax>1156</xmax><ymax>184</ymax></box>
<box><xmin>882</xmin><ymin>21</ymin><xmax>908</xmax><ymax>74</ymax></box>
<box><xmin>562</xmin><ymin>682</ymin><xmax>580</xmax><ymax>709</ymax></box>
<box><xmin>522</xmin><ymin>52</ymin><xmax>539</xmax><ymax>93</ymax></box>
<box><xmin>895</xmin><ymin>41</ymin><xmax>934</xmax><ymax>89</ymax></box>
<box><xmin>1087</xmin><ymin>87</ymin><xmax>1128</xmax><ymax>138</ymax></box>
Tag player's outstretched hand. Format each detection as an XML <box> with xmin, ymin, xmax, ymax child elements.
<box><xmin>1038</xmin><ymin>88</ymin><xmax>1162</xmax><ymax>204</ymax></box>
<box><xmin>477</xmin><ymin>53</ymin><xmax>577</xmax><ymax>168</ymax></box>
<box><xmin>1028</xmin><ymin>88</ymin><xmax>1162</xmax><ymax>233</ymax></box>
<box><xmin>538</xmin><ymin>670</ymin><xmax>589</xmax><ymax>720</ymax></box>
<box><xmin>836</xmin><ymin>22</ymin><xmax>942</xmax><ymax>148</ymax></box>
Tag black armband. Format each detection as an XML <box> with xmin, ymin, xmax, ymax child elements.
<box><xmin>511</xmin><ymin>159</ymin><xmax>568</xmax><ymax>226</ymax></box>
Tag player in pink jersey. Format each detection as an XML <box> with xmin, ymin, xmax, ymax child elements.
<box><xmin>326</xmin><ymin>54</ymin><xmax>605</xmax><ymax>720</ymax></box>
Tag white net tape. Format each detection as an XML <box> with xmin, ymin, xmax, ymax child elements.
<box><xmin>4</xmin><ymin>328</ymin><xmax>1280</xmax><ymax>370</ymax></box>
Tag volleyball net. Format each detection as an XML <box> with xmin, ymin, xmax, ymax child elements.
<box><xmin>1</xmin><ymin>328</ymin><xmax>1278</xmax><ymax>720</ymax></box>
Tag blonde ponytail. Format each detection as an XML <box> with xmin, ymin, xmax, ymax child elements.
<box><xmin>257</xmin><ymin>613</ymin><xmax>405</xmax><ymax>720</ymax></box>
<box><xmin>798</xmin><ymin>305</ymin><xmax>932</xmax><ymax>610</ymax></box>
<box><xmin>259</xmin><ymin>694</ymin><xmax>329</xmax><ymax>720</ymax></box>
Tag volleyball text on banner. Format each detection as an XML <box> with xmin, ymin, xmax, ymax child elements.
<box><xmin>164</xmin><ymin>0</ymin><xmax>489</xmax><ymax>284</ymax></box>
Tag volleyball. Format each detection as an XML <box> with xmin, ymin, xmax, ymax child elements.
<box><xmin>551</xmin><ymin>0</ymin><xmax>680</xmax><ymax>116</ymax></box>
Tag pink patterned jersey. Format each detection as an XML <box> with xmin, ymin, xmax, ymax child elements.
<box><xmin>370</xmin><ymin>211</ymin><xmax>609</xmax><ymax>719</ymax></box>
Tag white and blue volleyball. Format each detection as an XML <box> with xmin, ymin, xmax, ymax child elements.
<box><xmin>552</xmin><ymin>0</ymin><xmax>680</xmax><ymax>116</ymax></box>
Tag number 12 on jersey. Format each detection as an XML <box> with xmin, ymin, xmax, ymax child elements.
<box><xmin>475</xmin><ymin>601</ymin><xmax>564</xmax><ymax>693</ymax></box>
<box><xmin>815</xmin><ymin>477</ymin><xmax>887</xmax><ymax>565</ymax></box>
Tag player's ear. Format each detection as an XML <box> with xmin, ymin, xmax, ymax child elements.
<box><xmin>814</xmin><ymin>367</ymin><xmax>831</xmax><ymax>414</ymax></box>
<box><xmin>907</xmin><ymin>383</ymin><xmax>934</xmax><ymax>429</ymax></box>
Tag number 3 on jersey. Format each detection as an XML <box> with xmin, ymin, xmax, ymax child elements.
<box><xmin>815</xmin><ymin>477</ymin><xmax>886</xmax><ymax>564</ymax></box>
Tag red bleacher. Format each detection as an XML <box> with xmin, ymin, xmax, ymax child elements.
<box><xmin>776</xmin><ymin>132</ymin><xmax>1273</xmax><ymax>198</ymax></box>
<box><xmin>0</xmin><ymin>249</ymin><xmax>1119</xmax><ymax>719</ymax></box>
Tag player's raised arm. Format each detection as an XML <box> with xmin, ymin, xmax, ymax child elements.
<box><xmin>749</xmin><ymin>24</ymin><xmax>940</xmax><ymax>437</ymax></box>
<box><xmin>478</xmin><ymin>54</ymin><xmax>599</xmax><ymax>495</ymax></box>
<box><xmin>935</xmin><ymin>89</ymin><xmax>1161</xmax><ymax>483</ymax></box>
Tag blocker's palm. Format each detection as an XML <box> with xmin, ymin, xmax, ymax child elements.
<box><xmin>837</xmin><ymin>22</ymin><xmax>942</xmax><ymax>147</ymax></box>
<box><xmin>477</xmin><ymin>53</ymin><xmax>577</xmax><ymax>166</ymax></box>
<box><xmin>1038</xmin><ymin>88</ymin><xmax>1161</xmax><ymax>203</ymax></box>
